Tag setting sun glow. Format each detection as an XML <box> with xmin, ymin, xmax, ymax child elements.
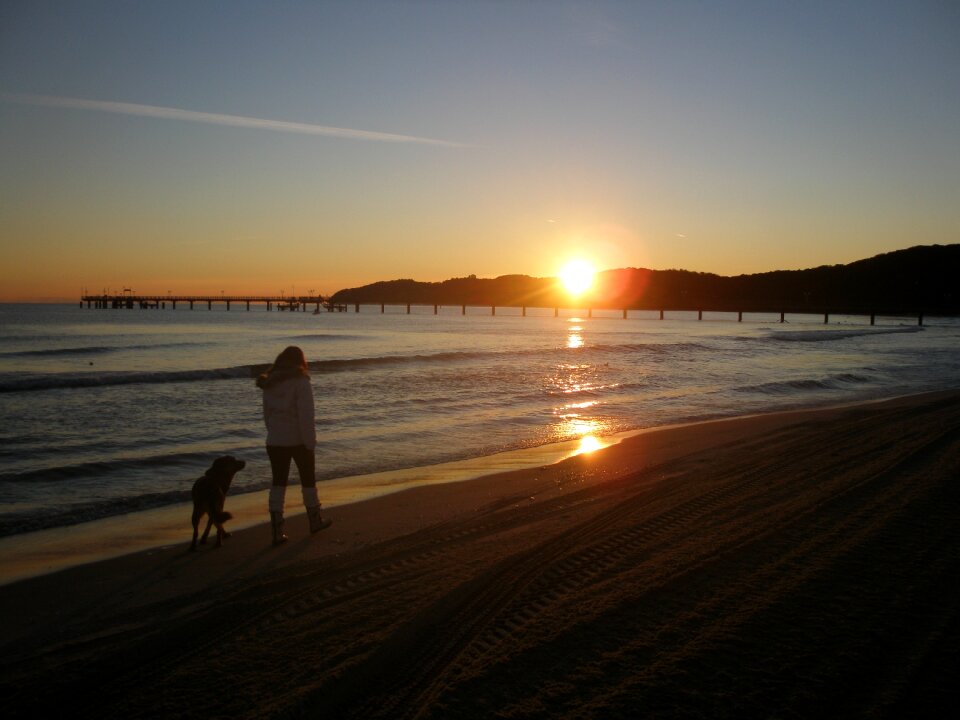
<box><xmin>558</xmin><ymin>259</ymin><xmax>595</xmax><ymax>296</ymax></box>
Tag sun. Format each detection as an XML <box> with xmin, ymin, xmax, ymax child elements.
<box><xmin>558</xmin><ymin>259</ymin><xmax>595</xmax><ymax>296</ymax></box>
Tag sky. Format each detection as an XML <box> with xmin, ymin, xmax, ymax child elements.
<box><xmin>1</xmin><ymin>0</ymin><xmax>958</xmax><ymax>301</ymax></box>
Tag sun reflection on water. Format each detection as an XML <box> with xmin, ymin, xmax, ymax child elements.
<box><xmin>557</xmin><ymin>414</ymin><xmax>612</xmax><ymax>456</ymax></box>
<box><xmin>575</xmin><ymin>435</ymin><xmax>604</xmax><ymax>455</ymax></box>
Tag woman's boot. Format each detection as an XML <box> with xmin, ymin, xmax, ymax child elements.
<box><xmin>269</xmin><ymin>485</ymin><xmax>288</xmax><ymax>545</ymax></box>
<box><xmin>270</xmin><ymin>511</ymin><xmax>288</xmax><ymax>545</ymax></box>
<box><xmin>303</xmin><ymin>487</ymin><xmax>333</xmax><ymax>533</ymax></box>
<box><xmin>307</xmin><ymin>506</ymin><xmax>332</xmax><ymax>533</ymax></box>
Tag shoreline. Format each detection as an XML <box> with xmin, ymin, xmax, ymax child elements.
<box><xmin>0</xmin><ymin>429</ymin><xmax>620</xmax><ymax>587</ymax></box>
<box><xmin>2</xmin><ymin>388</ymin><xmax>958</xmax><ymax>718</ymax></box>
<box><xmin>0</xmin><ymin>389</ymin><xmax>948</xmax><ymax>588</ymax></box>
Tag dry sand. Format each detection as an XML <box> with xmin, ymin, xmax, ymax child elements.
<box><xmin>1</xmin><ymin>391</ymin><xmax>958</xmax><ymax>719</ymax></box>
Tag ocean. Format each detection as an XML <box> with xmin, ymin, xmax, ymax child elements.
<box><xmin>1</xmin><ymin>302</ymin><xmax>958</xmax><ymax>539</ymax></box>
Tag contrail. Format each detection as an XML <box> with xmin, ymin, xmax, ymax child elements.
<box><xmin>1</xmin><ymin>93</ymin><xmax>465</xmax><ymax>147</ymax></box>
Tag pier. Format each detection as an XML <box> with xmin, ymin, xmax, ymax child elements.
<box><xmin>81</xmin><ymin>293</ymin><xmax>343</xmax><ymax>312</ymax></box>
<box><xmin>361</xmin><ymin>304</ymin><xmax>929</xmax><ymax>326</ymax></box>
<box><xmin>81</xmin><ymin>294</ymin><xmax>935</xmax><ymax>326</ymax></box>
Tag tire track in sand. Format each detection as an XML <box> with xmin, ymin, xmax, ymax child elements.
<box><xmin>306</xmin><ymin>405</ymin><xmax>960</xmax><ymax>720</ymax></box>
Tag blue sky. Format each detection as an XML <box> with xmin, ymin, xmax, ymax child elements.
<box><xmin>1</xmin><ymin>1</ymin><xmax>958</xmax><ymax>299</ymax></box>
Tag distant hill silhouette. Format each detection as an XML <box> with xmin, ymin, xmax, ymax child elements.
<box><xmin>330</xmin><ymin>245</ymin><xmax>959</xmax><ymax>314</ymax></box>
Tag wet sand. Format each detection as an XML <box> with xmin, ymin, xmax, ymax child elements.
<box><xmin>1</xmin><ymin>390</ymin><xmax>958</xmax><ymax>718</ymax></box>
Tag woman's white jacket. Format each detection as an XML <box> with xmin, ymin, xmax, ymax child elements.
<box><xmin>261</xmin><ymin>376</ymin><xmax>316</xmax><ymax>449</ymax></box>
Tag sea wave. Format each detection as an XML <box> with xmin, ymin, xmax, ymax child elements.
<box><xmin>286</xmin><ymin>334</ymin><xmax>370</xmax><ymax>342</ymax></box>
<box><xmin>0</xmin><ymin>340</ymin><xmax>206</xmax><ymax>359</ymax></box>
<box><xmin>735</xmin><ymin>372</ymin><xmax>875</xmax><ymax>396</ymax></box>
<box><xmin>0</xmin><ymin>341</ymin><xmax>705</xmax><ymax>393</ymax></box>
<box><xmin>0</xmin><ymin>345</ymin><xmax>116</xmax><ymax>358</ymax></box>
<box><xmin>0</xmin><ymin>449</ymin><xmax>245</xmax><ymax>485</ymax></box>
<box><xmin>767</xmin><ymin>326</ymin><xmax>924</xmax><ymax>343</ymax></box>
<box><xmin>0</xmin><ymin>366</ymin><xmax>254</xmax><ymax>393</ymax></box>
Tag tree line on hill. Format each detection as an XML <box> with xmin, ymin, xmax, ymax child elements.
<box><xmin>329</xmin><ymin>244</ymin><xmax>959</xmax><ymax>314</ymax></box>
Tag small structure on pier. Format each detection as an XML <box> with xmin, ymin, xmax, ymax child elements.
<box><xmin>82</xmin><ymin>293</ymin><xmax>330</xmax><ymax>313</ymax></box>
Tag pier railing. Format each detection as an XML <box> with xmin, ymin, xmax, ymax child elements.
<box><xmin>336</xmin><ymin>303</ymin><xmax>934</xmax><ymax>326</ymax></box>
<box><xmin>81</xmin><ymin>294</ymin><xmax>330</xmax><ymax>311</ymax></box>
<box><xmin>81</xmin><ymin>294</ymin><xmax>944</xmax><ymax>326</ymax></box>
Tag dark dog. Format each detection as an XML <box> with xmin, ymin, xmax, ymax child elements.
<box><xmin>190</xmin><ymin>456</ymin><xmax>245</xmax><ymax>551</ymax></box>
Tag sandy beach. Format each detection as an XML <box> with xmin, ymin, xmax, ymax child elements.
<box><xmin>1</xmin><ymin>390</ymin><xmax>958</xmax><ymax>718</ymax></box>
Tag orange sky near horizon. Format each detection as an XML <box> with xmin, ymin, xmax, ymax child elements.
<box><xmin>2</xmin><ymin>2</ymin><xmax>958</xmax><ymax>302</ymax></box>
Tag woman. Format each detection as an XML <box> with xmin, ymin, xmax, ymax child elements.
<box><xmin>256</xmin><ymin>346</ymin><xmax>332</xmax><ymax>545</ymax></box>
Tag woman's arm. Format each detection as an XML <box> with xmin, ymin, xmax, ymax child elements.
<box><xmin>297</xmin><ymin>377</ymin><xmax>317</xmax><ymax>450</ymax></box>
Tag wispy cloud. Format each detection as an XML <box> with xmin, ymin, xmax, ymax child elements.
<box><xmin>1</xmin><ymin>93</ymin><xmax>465</xmax><ymax>147</ymax></box>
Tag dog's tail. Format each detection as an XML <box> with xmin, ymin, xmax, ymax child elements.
<box><xmin>215</xmin><ymin>511</ymin><xmax>233</xmax><ymax>523</ymax></box>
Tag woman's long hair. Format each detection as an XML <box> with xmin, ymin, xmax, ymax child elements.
<box><xmin>256</xmin><ymin>346</ymin><xmax>309</xmax><ymax>388</ymax></box>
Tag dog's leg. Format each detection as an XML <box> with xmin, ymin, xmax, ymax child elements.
<box><xmin>214</xmin><ymin>492</ymin><xmax>230</xmax><ymax>547</ymax></box>
<box><xmin>190</xmin><ymin>509</ymin><xmax>202</xmax><ymax>551</ymax></box>
<box><xmin>213</xmin><ymin>516</ymin><xmax>225</xmax><ymax>548</ymax></box>
<box><xmin>200</xmin><ymin>511</ymin><xmax>214</xmax><ymax>544</ymax></box>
